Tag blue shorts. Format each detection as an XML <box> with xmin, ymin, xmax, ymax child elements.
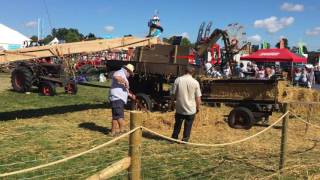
<box><xmin>111</xmin><ymin>100</ymin><xmax>125</xmax><ymax>120</ymax></box>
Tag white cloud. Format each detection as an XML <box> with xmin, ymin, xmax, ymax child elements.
<box><xmin>254</xmin><ymin>16</ymin><xmax>294</xmax><ymax>33</ymax></box>
<box><xmin>25</xmin><ymin>20</ymin><xmax>37</xmax><ymax>28</ymax></box>
<box><xmin>247</xmin><ymin>34</ymin><xmax>262</xmax><ymax>44</ymax></box>
<box><xmin>180</xmin><ymin>32</ymin><xmax>189</xmax><ymax>38</ymax></box>
<box><xmin>104</xmin><ymin>25</ymin><xmax>115</xmax><ymax>33</ymax></box>
<box><xmin>305</xmin><ymin>27</ymin><xmax>320</xmax><ymax>36</ymax></box>
<box><xmin>279</xmin><ymin>35</ymin><xmax>287</xmax><ymax>39</ymax></box>
<box><xmin>280</xmin><ymin>2</ymin><xmax>304</xmax><ymax>12</ymax></box>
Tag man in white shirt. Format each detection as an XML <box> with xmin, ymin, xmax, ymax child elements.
<box><xmin>171</xmin><ymin>66</ymin><xmax>202</xmax><ymax>142</ymax></box>
<box><xmin>109</xmin><ymin>64</ymin><xmax>136</xmax><ymax>136</ymax></box>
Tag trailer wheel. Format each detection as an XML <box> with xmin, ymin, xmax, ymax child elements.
<box><xmin>131</xmin><ymin>93</ymin><xmax>153</xmax><ymax>111</ymax></box>
<box><xmin>228</xmin><ymin>107</ymin><xmax>255</xmax><ymax>130</ymax></box>
<box><xmin>39</xmin><ymin>81</ymin><xmax>56</xmax><ymax>96</ymax></box>
<box><xmin>64</xmin><ymin>81</ymin><xmax>78</xmax><ymax>95</ymax></box>
<box><xmin>11</xmin><ymin>66</ymin><xmax>33</xmax><ymax>92</ymax></box>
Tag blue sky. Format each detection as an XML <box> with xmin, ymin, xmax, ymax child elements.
<box><xmin>0</xmin><ymin>0</ymin><xmax>319</xmax><ymax>50</ymax></box>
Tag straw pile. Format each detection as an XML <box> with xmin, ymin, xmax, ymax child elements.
<box><xmin>277</xmin><ymin>81</ymin><xmax>320</xmax><ymax>102</ymax></box>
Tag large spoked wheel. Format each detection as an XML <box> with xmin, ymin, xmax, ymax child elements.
<box><xmin>39</xmin><ymin>81</ymin><xmax>56</xmax><ymax>96</ymax></box>
<box><xmin>228</xmin><ymin>107</ymin><xmax>255</xmax><ymax>130</ymax></box>
<box><xmin>64</xmin><ymin>81</ymin><xmax>78</xmax><ymax>95</ymax></box>
<box><xmin>131</xmin><ymin>93</ymin><xmax>152</xmax><ymax>111</ymax></box>
<box><xmin>11</xmin><ymin>66</ymin><xmax>33</xmax><ymax>92</ymax></box>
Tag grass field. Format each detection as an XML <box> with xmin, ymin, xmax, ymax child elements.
<box><xmin>0</xmin><ymin>72</ymin><xmax>320</xmax><ymax>179</ymax></box>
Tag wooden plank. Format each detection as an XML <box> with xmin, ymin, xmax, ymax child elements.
<box><xmin>86</xmin><ymin>157</ymin><xmax>131</xmax><ymax>180</ymax></box>
<box><xmin>0</xmin><ymin>37</ymin><xmax>159</xmax><ymax>63</ymax></box>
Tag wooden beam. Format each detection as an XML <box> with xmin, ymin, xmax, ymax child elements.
<box><xmin>86</xmin><ymin>157</ymin><xmax>131</xmax><ymax>180</ymax></box>
<box><xmin>0</xmin><ymin>37</ymin><xmax>160</xmax><ymax>63</ymax></box>
<box><xmin>3</xmin><ymin>51</ymin><xmax>36</xmax><ymax>57</ymax></box>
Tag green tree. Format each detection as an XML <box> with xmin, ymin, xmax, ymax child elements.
<box><xmin>85</xmin><ymin>33</ymin><xmax>96</xmax><ymax>40</ymax></box>
<box><xmin>30</xmin><ymin>35</ymin><xmax>38</xmax><ymax>42</ymax></box>
<box><xmin>291</xmin><ymin>46</ymin><xmax>299</xmax><ymax>53</ymax></box>
<box><xmin>162</xmin><ymin>36</ymin><xmax>192</xmax><ymax>46</ymax></box>
<box><xmin>51</xmin><ymin>28</ymin><xmax>84</xmax><ymax>43</ymax></box>
<box><xmin>43</xmin><ymin>35</ymin><xmax>54</xmax><ymax>44</ymax></box>
<box><xmin>180</xmin><ymin>37</ymin><xmax>192</xmax><ymax>46</ymax></box>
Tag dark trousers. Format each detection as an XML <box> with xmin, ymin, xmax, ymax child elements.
<box><xmin>171</xmin><ymin>113</ymin><xmax>196</xmax><ymax>142</ymax></box>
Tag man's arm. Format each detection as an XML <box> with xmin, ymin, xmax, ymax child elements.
<box><xmin>114</xmin><ymin>75</ymin><xmax>128</xmax><ymax>88</ymax></box>
<box><xmin>195</xmin><ymin>81</ymin><xmax>202</xmax><ymax>113</ymax></box>
<box><xmin>170</xmin><ymin>79</ymin><xmax>178</xmax><ymax>110</ymax></box>
<box><xmin>195</xmin><ymin>96</ymin><xmax>201</xmax><ymax>113</ymax></box>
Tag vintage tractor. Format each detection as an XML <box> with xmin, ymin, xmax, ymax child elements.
<box><xmin>10</xmin><ymin>60</ymin><xmax>77</xmax><ymax>96</ymax></box>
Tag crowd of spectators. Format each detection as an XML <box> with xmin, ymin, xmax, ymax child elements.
<box><xmin>205</xmin><ymin>61</ymin><xmax>317</xmax><ymax>88</ymax></box>
<box><xmin>293</xmin><ymin>65</ymin><xmax>315</xmax><ymax>88</ymax></box>
<box><xmin>205</xmin><ymin>62</ymin><xmax>279</xmax><ymax>80</ymax></box>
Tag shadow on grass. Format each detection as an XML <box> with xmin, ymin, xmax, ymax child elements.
<box><xmin>79</xmin><ymin>122</ymin><xmax>111</xmax><ymax>135</ymax></box>
<box><xmin>78</xmin><ymin>82</ymin><xmax>110</xmax><ymax>89</ymax></box>
<box><xmin>254</xmin><ymin>123</ymin><xmax>282</xmax><ymax>129</ymax></box>
<box><xmin>143</xmin><ymin>131</ymin><xmax>175</xmax><ymax>143</ymax></box>
<box><xmin>0</xmin><ymin>103</ymin><xmax>108</xmax><ymax>121</ymax></box>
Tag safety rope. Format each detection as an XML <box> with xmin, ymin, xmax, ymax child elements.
<box><xmin>289</xmin><ymin>112</ymin><xmax>320</xmax><ymax>129</ymax></box>
<box><xmin>0</xmin><ymin>127</ymin><xmax>140</xmax><ymax>177</ymax></box>
<box><xmin>0</xmin><ymin>111</ymin><xmax>294</xmax><ymax>177</ymax></box>
<box><xmin>142</xmin><ymin>111</ymin><xmax>289</xmax><ymax>147</ymax></box>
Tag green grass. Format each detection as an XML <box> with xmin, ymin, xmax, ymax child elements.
<box><xmin>0</xmin><ymin>75</ymin><xmax>110</xmax><ymax>113</ymax></box>
<box><xmin>0</xmin><ymin>73</ymin><xmax>320</xmax><ymax>179</ymax></box>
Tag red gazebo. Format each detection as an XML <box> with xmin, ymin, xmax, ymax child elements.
<box><xmin>240</xmin><ymin>48</ymin><xmax>307</xmax><ymax>63</ymax></box>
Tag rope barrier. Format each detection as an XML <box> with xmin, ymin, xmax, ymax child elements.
<box><xmin>4</xmin><ymin>110</ymin><xmax>317</xmax><ymax>178</ymax></box>
<box><xmin>289</xmin><ymin>112</ymin><xmax>320</xmax><ymax>129</ymax></box>
<box><xmin>0</xmin><ymin>127</ymin><xmax>140</xmax><ymax>177</ymax></box>
<box><xmin>142</xmin><ymin>111</ymin><xmax>290</xmax><ymax>147</ymax></box>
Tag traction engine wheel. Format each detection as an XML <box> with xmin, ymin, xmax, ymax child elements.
<box><xmin>39</xmin><ymin>81</ymin><xmax>56</xmax><ymax>96</ymax></box>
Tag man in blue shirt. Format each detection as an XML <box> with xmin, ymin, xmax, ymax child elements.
<box><xmin>109</xmin><ymin>64</ymin><xmax>135</xmax><ymax>136</ymax></box>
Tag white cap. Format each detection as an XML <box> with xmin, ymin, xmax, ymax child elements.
<box><xmin>152</xmin><ymin>15</ymin><xmax>160</xmax><ymax>20</ymax></box>
<box><xmin>124</xmin><ymin>64</ymin><xmax>134</xmax><ymax>74</ymax></box>
<box><xmin>305</xmin><ymin>64</ymin><xmax>314</xmax><ymax>69</ymax></box>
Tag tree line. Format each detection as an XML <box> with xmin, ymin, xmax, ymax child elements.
<box><xmin>30</xmin><ymin>28</ymin><xmax>192</xmax><ymax>46</ymax></box>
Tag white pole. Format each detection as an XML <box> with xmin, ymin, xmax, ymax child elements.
<box><xmin>37</xmin><ymin>18</ymin><xmax>40</xmax><ymax>41</ymax></box>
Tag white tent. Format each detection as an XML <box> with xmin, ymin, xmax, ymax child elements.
<box><xmin>0</xmin><ymin>24</ymin><xmax>30</xmax><ymax>50</ymax></box>
<box><xmin>48</xmin><ymin>37</ymin><xmax>59</xmax><ymax>45</ymax></box>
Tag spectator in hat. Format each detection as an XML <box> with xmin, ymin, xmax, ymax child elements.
<box><xmin>109</xmin><ymin>64</ymin><xmax>136</xmax><ymax>136</ymax></box>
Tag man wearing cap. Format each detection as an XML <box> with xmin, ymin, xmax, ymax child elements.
<box><xmin>171</xmin><ymin>66</ymin><xmax>202</xmax><ymax>142</ymax></box>
<box><xmin>109</xmin><ymin>64</ymin><xmax>135</xmax><ymax>136</ymax></box>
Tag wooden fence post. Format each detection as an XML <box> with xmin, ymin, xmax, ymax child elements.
<box><xmin>279</xmin><ymin>103</ymin><xmax>289</xmax><ymax>174</ymax></box>
<box><xmin>129</xmin><ymin>111</ymin><xmax>142</xmax><ymax>180</ymax></box>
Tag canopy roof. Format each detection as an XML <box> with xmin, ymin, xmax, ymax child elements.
<box><xmin>0</xmin><ymin>24</ymin><xmax>30</xmax><ymax>45</ymax></box>
<box><xmin>240</xmin><ymin>48</ymin><xmax>307</xmax><ymax>63</ymax></box>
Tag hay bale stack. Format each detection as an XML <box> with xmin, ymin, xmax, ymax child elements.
<box><xmin>277</xmin><ymin>81</ymin><xmax>320</xmax><ymax>103</ymax></box>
